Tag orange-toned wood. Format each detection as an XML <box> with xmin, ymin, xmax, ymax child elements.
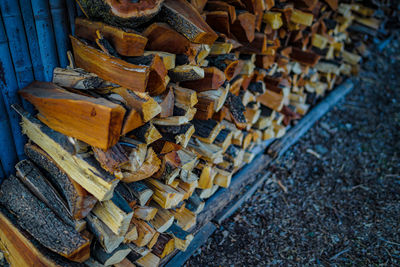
<box><xmin>230</xmin><ymin>11</ymin><xmax>256</xmax><ymax>43</ymax></box>
<box><xmin>180</xmin><ymin>67</ymin><xmax>226</xmax><ymax>92</ymax></box>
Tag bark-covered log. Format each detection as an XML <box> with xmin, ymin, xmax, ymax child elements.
<box><xmin>0</xmin><ymin>176</ymin><xmax>90</xmax><ymax>262</ymax></box>
<box><xmin>24</xmin><ymin>143</ymin><xmax>97</xmax><ymax>220</ymax></box>
<box><xmin>76</xmin><ymin>0</ymin><xmax>163</xmax><ymax>28</ymax></box>
<box><xmin>91</xmin><ymin>242</ymin><xmax>131</xmax><ymax>266</ymax></box>
<box><xmin>207</xmin><ymin>54</ymin><xmax>240</xmax><ymax>81</ymax></box>
<box><xmin>128</xmin><ymin>122</ymin><xmax>162</xmax><ymax>145</ymax></box>
<box><xmin>224</xmin><ymin>92</ymin><xmax>247</xmax><ymax>129</ymax></box>
<box><xmin>155</xmin><ymin>123</ymin><xmax>195</xmax><ymax>148</ymax></box>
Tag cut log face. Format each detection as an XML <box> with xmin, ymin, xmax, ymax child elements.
<box><xmin>168</xmin><ymin>65</ymin><xmax>205</xmax><ymax>82</ymax></box>
<box><xmin>180</xmin><ymin>67</ymin><xmax>226</xmax><ymax>92</ymax></box>
<box><xmin>19</xmin><ymin>81</ymin><xmax>126</xmax><ymax>150</ymax></box>
<box><xmin>230</xmin><ymin>11</ymin><xmax>256</xmax><ymax>43</ymax></box>
<box><xmin>76</xmin><ymin>0</ymin><xmax>164</xmax><ymax>28</ymax></box>
<box><xmin>24</xmin><ymin>143</ymin><xmax>97</xmax><ymax>220</ymax></box>
<box><xmin>158</xmin><ymin>0</ymin><xmax>218</xmax><ymax>45</ymax></box>
<box><xmin>0</xmin><ymin>176</ymin><xmax>90</xmax><ymax>262</ymax></box>
<box><xmin>75</xmin><ymin>17</ymin><xmax>148</xmax><ymax>57</ymax></box>
<box><xmin>92</xmin><ymin>242</ymin><xmax>131</xmax><ymax>266</ymax></box>
<box><xmin>122</xmin><ymin>147</ymin><xmax>161</xmax><ymax>183</ymax></box>
<box><xmin>71</xmin><ymin>36</ymin><xmax>151</xmax><ymax>92</ymax></box>
<box><xmin>15</xmin><ymin>105</ymin><xmax>118</xmax><ymax>201</ymax></box>
<box><xmin>52</xmin><ymin>67</ymin><xmax>106</xmax><ymax>90</ymax></box>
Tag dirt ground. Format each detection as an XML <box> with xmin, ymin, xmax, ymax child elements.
<box><xmin>187</xmin><ymin>25</ymin><xmax>400</xmax><ymax>267</ymax></box>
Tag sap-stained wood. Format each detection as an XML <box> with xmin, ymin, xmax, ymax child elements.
<box><xmin>71</xmin><ymin>36</ymin><xmax>151</xmax><ymax>92</ymax></box>
<box><xmin>75</xmin><ymin>17</ymin><xmax>147</xmax><ymax>57</ymax></box>
<box><xmin>24</xmin><ymin>143</ymin><xmax>97</xmax><ymax>220</ymax></box>
<box><xmin>0</xmin><ymin>176</ymin><xmax>90</xmax><ymax>262</ymax></box>
<box><xmin>158</xmin><ymin>0</ymin><xmax>218</xmax><ymax>45</ymax></box>
<box><xmin>16</xmin><ymin>106</ymin><xmax>118</xmax><ymax>201</ymax></box>
<box><xmin>76</xmin><ymin>0</ymin><xmax>164</xmax><ymax>28</ymax></box>
<box><xmin>19</xmin><ymin>81</ymin><xmax>125</xmax><ymax>150</ymax></box>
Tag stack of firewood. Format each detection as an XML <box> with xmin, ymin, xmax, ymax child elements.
<box><xmin>0</xmin><ymin>0</ymin><xmax>381</xmax><ymax>266</ymax></box>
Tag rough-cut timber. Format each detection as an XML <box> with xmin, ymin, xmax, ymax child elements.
<box><xmin>158</xmin><ymin>0</ymin><xmax>218</xmax><ymax>45</ymax></box>
<box><xmin>75</xmin><ymin>17</ymin><xmax>147</xmax><ymax>57</ymax></box>
<box><xmin>19</xmin><ymin>81</ymin><xmax>126</xmax><ymax>150</ymax></box>
<box><xmin>24</xmin><ymin>143</ymin><xmax>97</xmax><ymax>220</ymax></box>
<box><xmin>15</xmin><ymin>105</ymin><xmax>118</xmax><ymax>201</ymax></box>
<box><xmin>71</xmin><ymin>36</ymin><xmax>151</xmax><ymax>92</ymax></box>
<box><xmin>76</xmin><ymin>0</ymin><xmax>164</xmax><ymax>28</ymax></box>
<box><xmin>0</xmin><ymin>176</ymin><xmax>90</xmax><ymax>262</ymax></box>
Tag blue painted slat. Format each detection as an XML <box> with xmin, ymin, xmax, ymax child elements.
<box><xmin>65</xmin><ymin>0</ymin><xmax>76</xmax><ymax>35</ymax></box>
<box><xmin>0</xmin><ymin>93</ymin><xmax>17</xmax><ymax>176</ymax></box>
<box><xmin>0</xmin><ymin>160</ymin><xmax>5</xmax><ymax>183</ymax></box>
<box><xmin>49</xmin><ymin>0</ymin><xmax>70</xmax><ymax>67</ymax></box>
<box><xmin>0</xmin><ymin>14</ymin><xmax>27</xmax><ymax>160</ymax></box>
<box><xmin>31</xmin><ymin>0</ymin><xmax>59</xmax><ymax>81</ymax></box>
<box><xmin>18</xmin><ymin>0</ymin><xmax>45</xmax><ymax>81</ymax></box>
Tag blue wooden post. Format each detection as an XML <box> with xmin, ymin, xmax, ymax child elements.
<box><xmin>31</xmin><ymin>0</ymin><xmax>59</xmax><ymax>82</ymax></box>
<box><xmin>0</xmin><ymin>93</ymin><xmax>18</xmax><ymax>176</ymax></box>
<box><xmin>0</xmin><ymin>161</ymin><xmax>5</xmax><ymax>183</ymax></box>
<box><xmin>18</xmin><ymin>0</ymin><xmax>45</xmax><ymax>81</ymax></box>
<box><xmin>49</xmin><ymin>0</ymin><xmax>70</xmax><ymax>67</ymax></box>
<box><xmin>65</xmin><ymin>0</ymin><xmax>76</xmax><ymax>36</ymax></box>
<box><xmin>0</xmin><ymin>14</ymin><xmax>27</xmax><ymax>160</ymax></box>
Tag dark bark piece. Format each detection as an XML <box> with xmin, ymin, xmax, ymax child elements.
<box><xmin>71</xmin><ymin>36</ymin><xmax>151</xmax><ymax>92</ymax></box>
<box><xmin>85</xmin><ymin>213</ymin><xmax>124</xmax><ymax>254</ymax></box>
<box><xmin>185</xmin><ymin>192</ymin><xmax>205</xmax><ymax>214</ymax></box>
<box><xmin>75</xmin><ymin>17</ymin><xmax>147</xmax><ymax>57</ymax></box>
<box><xmin>235</xmin><ymin>32</ymin><xmax>267</xmax><ymax>54</ymax></box>
<box><xmin>248</xmin><ymin>81</ymin><xmax>266</xmax><ymax>95</ymax></box>
<box><xmin>24</xmin><ymin>143</ymin><xmax>97</xmax><ymax>220</ymax></box>
<box><xmin>128</xmin><ymin>122</ymin><xmax>162</xmax><ymax>145</ymax></box>
<box><xmin>180</xmin><ymin>67</ymin><xmax>226</xmax><ymax>92</ymax></box>
<box><xmin>15</xmin><ymin>160</ymin><xmax>75</xmax><ymax>227</ymax></box>
<box><xmin>289</xmin><ymin>47</ymin><xmax>321</xmax><ymax>66</ymax></box>
<box><xmin>95</xmin><ymin>30</ymin><xmax>120</xmax><ymax>58</ymax></box>
<box><xmin>158</xmin><ymin>0</ymin><xmax>218</xmax><ymax>45</ymax></box>
<box><xmin>19</xmin><ymin>81</ymin><xmax>126</xmax><ymax>150</ymax></box>
<box><xmin>92</xmin><ymin>144</ymin><xmax>129</xmax><ymax>176</ymax></box>
<box><xmin>207</xmin><ymin>54</ymin><xmax>240</xmax><ymax>81</ymax></box>
<box><xmin>124</xmin><ymin>181</ymin><xmax>154</xmax><ymax>206</ymax></box>
<box><xmin>192</xmin><ymin>119</ymin><xmax>224</xmax><ymax>144</ymax></box>
<box><xmin>155</xmin><ymin>123</ymin><xmax>195</xmax><ymax>148</ymax></box>
<box><xmin>230</xmin><ymin>11</ymin><xmax>256</xmax><ymax>43</ymax></box>
<box><xmin>225</xmin><ymin>92</ymin><xmax>247</xmax><ymax>129</ymax></box>
<box><xmin>0</xmin><ymin>176</ymin><xmax>90</xmax><ymax>262</ymax></box>
<box><xmin>76</xmin><ymin>0</ymin><xmax>163</xmax><ymax>28</ymax></box>
<box><xmin>92</xmin><ymin>242</ymin><xmax>131</xmax><ymax>266</ymax></box>
<box><xmin>151</xmin><ymin>234</ymin><xmax>175</xmax><ymax>258</ymax></box>
<box><xmin>151</xmin><ymin>140</ymin><xmax>182</xmax><ymax>155</ymax></box>
<box><xmin>0</xmin><ymin>208</ymin><xmax>85</xmax><ymax>267</ymax></box>
<box><xmin>14</xmin><ymin>105</ymin><xmax>118</xmax><ymax>201</ymax></box>
<box><xmin>153</xmin><ymin>151</ymin><xmax>181</xmax><ymax>184</ymax></box>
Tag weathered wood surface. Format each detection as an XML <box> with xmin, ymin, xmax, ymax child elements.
<box><xmin>0</xmin><ymin>176</ymin><xmax>90</xmax><ymax>262</ymax></box>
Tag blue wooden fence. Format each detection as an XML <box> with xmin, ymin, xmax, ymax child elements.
<box><xmin>0</xmin><ymin>0</ymin><xmax>78</xmax><ymax>182</ymax></box>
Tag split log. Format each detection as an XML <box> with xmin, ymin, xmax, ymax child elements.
<box><xmin>24</xmin><ymin>143</ymin><xmax>97</xmax><ymax>220</ymax></box>
<box><xmin>92</xmin><ymin>242</ymin><xmax>131</xmax><ymax>266</ymax></box>
<box><xmin>92</xmin><ymin>144</ymin><xmax>129</xmax><ymax>177</ymax></box>
<box><xmin>166</xmin><ymin>223</ymin><xmax>193</xmax><ymax>251</ymax></box>
<box><xmin>0</xmin><ymin>176</ymin><xmax>90</xmax><ymax>262</ymax></box>
<box><xmin>224</xmin><ymin>92</ymin><xmax>247</xmax><ymax>129</ymax></box>
<box><xmin>171</xmin><ymin>207</ymin><xmax>196</xmax><ymax>231</ymax></box>
<box><xmin>194</xmin><ymin>95</ymin><xmax>215</xmax><ymax>120</ymax></box>
<box><xmin>123</xmin><ymin>181</ymin><xmax>153</xmax><ymax>207</ymax></box>
<box><xmin>153</xmin><ymin>88</ymin><xmax>175</xmax><ymax>118</ymax></box>
<box><xmin>194</xmin><ymin>162</ymin><xmax>215</xmax><ymax>189</ymax></box>
<box><xmin>85</xmin><ymin>213</ymin><xmax>124</xmax><ymax>254</ymax></box>
<box><xmin>145</xmin><ymin>178</ymin><xmax>184</xmax><ymax>209</ymax></box>
<box><xmin>92</xmin><ymin>191</ymin><xmax>134</xmax><ymax>236</ymax></box>
<box><xmin>289</xmin><ymin>47</ymin><xmax>321</xmax><ymax>67</ymax></box>
<box><xmin>206</xmin><ymin>11</ymin><xmax>231</xmax><ymax>36</ymax></box>
<box><xmin>15</xmin><ymin>160</ymin><xmax>76</xmax><ymax>228</ymax></box>
<box><xmin>256</xmin><ymin>88</ymin><xmax>284</xmax><ymax>111</ymax></box>
<box><xmin>128</xmin><ymin>123</ymin><xmax>162</xmax><ymax>145</ymax></box>
<box><xmin>180</xmin><ymin>67</ymin><xmax>226</xmax><ymax>92</ymax></box>
<box><xmin>19</xmin><ymin>81</ymin><xmax>125</xmax><ymax>150</ymax></box>
<box><xmin>153</xmin><ymin>151</ymin><xmax>181</xmax><ymax>184</ymax></box>
<box><xmin>155</xmin><ymin>123</ymin><xmax>195</xmax><ymax>148</ymax></box>
<box><xmin>119</xmin><ymin>137</ymin><xmax>148</xmax><ymax>174</ymax></box>
<box><xmin>122</xmin><ymin>147</ymin><xmax>161</xmax><ymax>183</ymax></box>
<box><xmin>151</xmin><ymin>234</ymin><xmax>174</xmax><ymax>259</ymax></box>
<box><xmin>214</xmin><ymin>128</ymin><xmax>233</xmax><ymax>152</ymax></box>
<box><xmin>75</xmin><ymin>17</ymin><xmax>147</xmax><ymax>57</ymax></box>
<box><xmin>135</xmin><ymin>252</ymin><xmax>160</xmax><ymax>267</ymax></box>
<box><xmin>192</xmin><ymin>119</ymin><xmax>224</xmax><ymax>144</ymax></box>
<box><xmin>158</xmin><ymin>0</ymin><xmax>218</xmax><ymax>45</ymax></box>
<box><xmin>235</xmin><ymin>32</ymin><xmax>267</xmax><ymax>54</ymax></box>
<box><xmin>149</xmin><ymin>202</ymin><xmax>175</xmax><ymax>233</ymax></box>
<box><xmin>76</xmin><ymin>0</ymin><xmax>163</xmax><ymax>28</ymax></box>
<box><xmin>52</xmin><ymin>68</ymin><xmax>106</xmax><ymax>90</ymax></box>
<box><xmin>144</xmin><ymin>51</ymin><xmax>176</xmax><ymax>70</ymax></box>
<box><xmin>207</xmin><ymin>54</ymin><xmax>240</xmax><ymax>81</ymax></box>
<box><xmin>151</xmin><ymin>140</ymin><xmax>182</xmax><ymax>155</ymax></box>
<box><xmin>15</xmin><ymin>105</ymin><xmax>118</xmax><ymax>201</ymax></box>
<box><xmin>124</xmin><ymin>222</ymin><xmax>139</xmax><ymax>243</ymax></box>
<box><xmin>188</xmin><ymin>139</ymin><xmax>223</xmax><ymax>164</ymax></box>
<box><xmin>186</xmin><ymin>193</ymin><xmax>205</xmax><ymax>214</ymax></box>
<box><xmin>131</xmin><ymin>218</ymin><xmax>157</xmax><ymax>247</ymax></box>
<box><xmin>230</xmin><ymin>11</ymin><xmax>256</xmax><ymax>43</ymax></box>
<box><xmin>172</xmin><ymin>85</ymin><xmax>198</xmax><ymax>107</ymax></box>
<box><xmin>205</xmin><ymin>1</ymin><xmax>237</xmax><ymax>23</ymax></box>
<box><xmin>168</xmin><ymin>65</ymin><xmax>205</xmax><ymax>82</ymax></box>
<box><xmin>133</xmin><ymin>206</ymin><xmax>158</xmax><ymax>221</ymax></box>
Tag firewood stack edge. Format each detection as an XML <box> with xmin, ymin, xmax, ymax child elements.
<box><xmin>0</xmin><ymin>0</ymin><xmax>380</xmax><ymax>266</ymax></box>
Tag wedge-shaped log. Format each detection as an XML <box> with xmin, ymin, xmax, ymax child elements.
<box><xmin>71</xmin><ymin>36</ymin><xmax>151</xmax><ymax>92</ymax></box>
<box><xmin>168</xmin><ymin>65</ymin><xmax>205</xmax><ymax>82</ymax></box>
<box><xmin>122</xmin><ymin>147</ymin><xmax>161</xmax><ymax>183</ymax></box>
<box><xmin>15</xmin><ymin>160</ymin><xmax>77</xmax><ymax>229</ymax></box>
<box><xmin>149</xmin><ymin>202</ymin><xmax>175</xmax><ymax>233</ymax></box>
<box><xmin>289</xmin><ymin>47</ymin><xmax>321</xmax><ymax>67</ymax></box>
<box><xmin>206</xmin><ymin>11</ymin><xmax>231</xmax><ymax>35</ymax></box>
<box><xmin>119</xmin><ymin>137</ymin><xmax>148</xmax><ymax>174</ymax></box>
<box><xmin>235</xmin><ymin>32</ymin><xmax>267</xmax><ymax>54</ymax></box>
<box><xmin>180</xmin><ymin>67</ymin><xmax>226</xmax><ymax>92</ymax></box>
<box><xmin>156</xmin><ymin>123</ymin><xmax>195</xmax><ymax>148</ymax></box>
<box><xmin>129</xmin><ymin>123</ymin><xmax>162</xmax><ymax>145</ymax></box>
<box><xmin>192</xmin><ymin>119</ymin><xmax>224</xmax><ymax>144</ymax></box>
<box><xmin>19</xmin><ymin>81</ymin><xmax>125</xmax><ymax>150</ymax></box>
<box><xmin>166</xmin><ymin>223</ymin><xmax>193</xmax><ymax>251</ymax></box>
<box><xmin>92</xmin><ymin>242</ymin><xmax>131</xmax><ymax>266</ymax></box>
<box><xmin>76</xmin><ymin>0</ymin><xmax>163</xmax><ymax>28</ymax></box>
<box><xmin>186</xmin><ymin>192</ymin><xmax>205</xmax><ymax>214</ymax></box>
<box><xmin>131</xmin><ymin>218</ymin><xmax>157</xmax><ymax>247</ymax></box>
<box><xmin>0</xmin><ymin>176</ymin><xmax>90</xmax><ymax>262</ymax></box>
<box><xmin>231</xmin><ymin>11</ymin><xmax>256</xmax><ymax>43</ymax></box>
<box><xmin>136</xmin><ymin>252</ymin><xmax>161</xmax><ymax>267</ymax></box>
<box><xmin>153</xmin><ymin>151</ymin><xmax>181</xmax><ymax>185</ymax></box>
<box><xmin>171</xmin><ymin>207</ymin><xmax>196</xmax><ymax>231</ymax></box>
<box><xmin>92</xmin><ymin>191</ymin><xmax>134</xmax><ymax>236</ymax></box>
<box><xmin>158</xmin><ymin>0</ymin><xmax>218</xmax><ymax>45</ymax></box>
<box><xmin>15</xmin><ymin>106</ymin><xmax>118</xmax><ymax>201</ymax></box>
<box><xmin>208</xmin><ymin>54</ymin><xmax>240</xmax><ymax>81</ymax></box>
<box><xmin>120</xmin><ymin>181</ymin><xmax>154</xmax><ymax>207</ymax></box>
<box><xmin>256</xmin><ymin>88</ymin><xmax>284</xmax><ymax>111</ymax></box>
<box><xmin>188</xmin><ymin>139</ymin><xmax>223</xmax><ymax>164</ymax></box>
<box><xmin>24</xmin><ymin>143</ymin><xmax>97</xmax><ymax>220</ymax></box>
<box><xmin>75</xmin><ymin>17</ymin><xmax>147</xmax><ymax>57</ymax></box>
<box><xmin>145</xmin><ymin>178</ymin><xmax>184</xmax><ymax>209</ymax></box>
<box><xmin>172</xmin><ymin>85</ymin><xmax>198</xmax><ymax>107</ymax></box>
<box><xmin>154</xmin><ymin>88</ymin><xmax>174</xmax><ymax>118</ymax></box>
<box><xmin>133</xmin><ymin>206</ymin><xmax>158</xmax><ymax>221</ymax></box>
<box><xmin>206</xmin><ymin>1</ymin><xmax>237</xmax><ymax>23</ymax></box>
<box><xmin>0</xmin><ymin>208</ymin><xmax>85</xmax><ymax>267</ymax></box>
<box><xmin>92</xmin><ymin>144</ymin><xmax>129</xmax><ymax>177</ymax></box>
<box><xmin>52</xmin><ymin>67</ymin><xmax>106</xmax><ymax>90</ymax></box>
<box><xmin>143</xmin><ymin>23</ymin><xmax>201</xmax><ymax>63</ymax></box>
<box><xmin>151</xmin><ymin>234</ymin><xmax>175</xmax><ymax>259</ymax></box>
<box><xmin>86</xmin><ymin>213</ymin><xmax>124</xmax><ymax>254</ymax></box>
